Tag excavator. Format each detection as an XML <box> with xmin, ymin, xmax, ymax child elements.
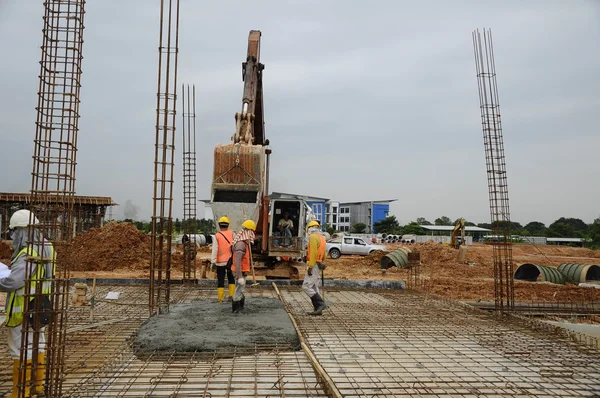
<box><xmin>209</xmin><ymin>30</ymin><xmax>311</xmax><ymax>279</ymax></box>
<box><xmin>450</xmin><ymin>217</ymin><xmax>466</xmax><ymax>249</ymax></box>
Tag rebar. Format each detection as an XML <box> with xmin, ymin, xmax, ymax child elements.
<box><xmin>473</xmin><ymin>28</ymin><xmax>515</xmax><ymax>313</ymax></box>
<box><xmin>16</xmin><ymin>1</ymin><xmax>87</xmax><ymax>397</ymax></box>
<box><xmin>281</xmin><ymin>288</ymin><xmax>600</xmax><ymax>397</ymax></box>
<box><xmin>150</xmin><ymin>0</ymin><xmax>180</xmax><ymax>315</ymax></box>
<box><xmin>181</xmin><ymin>84</ymin><xmax>197</xmax><ymax>282</ymax></box>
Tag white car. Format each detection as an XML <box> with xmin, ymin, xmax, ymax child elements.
<box><xmin>326</xmin><ymin>236</ymin><xmax>386</xmax><ymax>259</ymax></box>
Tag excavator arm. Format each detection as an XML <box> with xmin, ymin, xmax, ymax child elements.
<box><xmin>212</xmin><ymin>31</ymin><xmax>270</xmax><ymax>251</ymax></box>
<box><xmin>451</xmin><ymin>218</ymin><xmax>465</xmax><ymax>248</ymax></box>
<box><xmin>233</xmin><ymin>30</ymin><xmax>267</xmax><ymax>146</ymax></box>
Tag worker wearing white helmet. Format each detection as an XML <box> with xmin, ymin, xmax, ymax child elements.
<box><xmin>0</xmin><ymin>209</ymin><xmax>54</xmax><ymax>396</ymax></box>
<box><xmin>230</xmin><ymin>219</ymin><xmax>256</xmax><ymax>313</ymax></box>
<box><xmin>303</xmin><ymin>219</ymin><xmax>328</xmax><ymax>316</ymax></box>
<box><xmin>210</xmin><ymin>216</ymin><xmax>236</xmax><ymax>302</ymax></box>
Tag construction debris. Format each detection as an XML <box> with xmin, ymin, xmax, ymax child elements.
<box><xmin>71</xmin><ymin>283</ymin><xmax>89</xmax><ymax>306</ymax></box>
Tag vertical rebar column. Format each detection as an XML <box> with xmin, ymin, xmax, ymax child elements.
<box><xmin>150</xmin><ymin>0</ymin><xmax>180</xmax><ymax>315</ymax></box>
<box><xmin>181</xmin><ymin>84</ymin><xmax>198</xmax><ymax>282</ymax></box>
<box><xmin>473</xmin><ymin>28</ymin><xmax>514</xmax><ymax>313</ymax></box>
<box><xmin>18</xmin><ymin>2</ymin><xmax>86</xmax><ymax>397</ymax></box>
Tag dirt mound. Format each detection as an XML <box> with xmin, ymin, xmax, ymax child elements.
<box><xmin>355</xmin><ymin>250</ymin><xmax>388</xmax><ymax>268</ymax></box>
<box><xmin>0</xmin><ymin>240</ymin><xmax>12</xmax><ymax>263</ymax></box>
<box><xmin>69</xmin><ymin>222</ymin><xmax>151</xmax><ymax>272</ymax></box>
<box><xmin>413</xmin><ymin>241</ymin><xmax>459</xmax><ymax>264</ymax></box>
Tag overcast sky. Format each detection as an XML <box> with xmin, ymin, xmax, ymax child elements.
<box><xmin>0</xmin><ymin>0</ymin><xmax>598</xmax><ymax>226</ymax></box>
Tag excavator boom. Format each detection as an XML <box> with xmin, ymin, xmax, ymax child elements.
<box><xmin>211</xmin><ymin>31</ymin><xmax>268</xmax><ymax>236</ymax></box>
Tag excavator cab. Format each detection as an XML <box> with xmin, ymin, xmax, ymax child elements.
<box><xmin>267</xmin><ymin>199</ymin><xmax>306</xmax><ymax>257</ymax></box>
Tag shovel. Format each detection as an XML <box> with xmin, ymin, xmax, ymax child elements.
<box><xmin>248</xmin><ymin>242</ymin><xmax>260</xmax><ymax>287</ymax></box>
<box><xmin>320</xmin><ymin>264</ymin><xmax>331</xmax><ymax>306</ymax></box>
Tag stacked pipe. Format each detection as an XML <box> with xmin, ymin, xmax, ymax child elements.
<box><xmin>514</xmin><ymin>263</ymin><xmax>600</xmax><ymax>285</ymax></box>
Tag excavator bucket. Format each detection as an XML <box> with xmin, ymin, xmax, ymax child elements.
<box><xmin>211</xmin><ymin>143</ymin><xmax>266</xmax><ymax>231</ymax></box>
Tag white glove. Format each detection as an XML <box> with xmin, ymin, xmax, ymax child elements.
<box><xmin>238</xmin><ymin>278</ymin><xmax>246</xmax><ymax>287</ymax></box>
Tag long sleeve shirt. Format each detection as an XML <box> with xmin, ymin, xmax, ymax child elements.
<box><xmin>307</xmin><ymin>233</ymin><xmax>321</xmax><ymax>267</ymax></box>
<box><xmin>210</xmin><ymin>235</ymin><xmax>218</xmax><ymax>264</ymax></box>
<box><xmin>233</xmin><ymin>241</ymin><xmax>247</xmax><ymax>279</ymax></box>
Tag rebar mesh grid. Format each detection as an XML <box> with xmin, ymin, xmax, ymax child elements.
<box><xmin>473</xmin><ymin>28</ymin><xmax>515</xmax><ymax>313</ymax></box>
<box><xmin>16</xmin><ymin>1</ymin><xmax>87</xmax><ymax>396</ymax></box>
<box><xmin>281</xmin><ymin>288</ymin><xmax>600</xmax><ymax>397</ymax></box>
<box><xmin>1</xmin><ymin>286</ymin><xmax>327</xmax><ymax>397</ymax></box>
<box><xmin>150</xmin><ymin>0</ymin><xmax>180</xmax><ymax>314</ymax></box>
<box><xmin>181</xmin><ymin>84</ymin><xmax>198</xmax><ymax>282</ymax></box>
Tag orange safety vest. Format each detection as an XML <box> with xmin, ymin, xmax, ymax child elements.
<box><xmin>215</xmin><ymin>230</ymin><xmax>234</xmax><ymax>263</ymax></box>
<box><xmin>309</xmin><ymin>233</ymin><xmax>327</xmax><ymax>262</ymax></box>
<box><xmin>231</xmin><ymin>243</ymin><xmax>251</xmax><ymax>274</ymax></box>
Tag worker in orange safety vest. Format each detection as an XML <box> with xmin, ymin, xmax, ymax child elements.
<box><xmin>210</xmin><ymin>216</ymin><xmax>235</xmax><ymax>302</ymax></box>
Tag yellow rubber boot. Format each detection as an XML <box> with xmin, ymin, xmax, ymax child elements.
<box><xmin>228</xmin><ymin>284</ymin><xmax>235</xmax><ymax>300</ymax></box>
<box><xmin>217</xmin><ymin>287</ymin><xmax>225</xmax><ymax>303</ymax></box>
<box><xmin>12</xmin><ymin>359</ymin><xmax>31</xmax><ymax>398</ymax></box>
<box><xmin>35</xmin><ymin>353</ymin><xmax>45</xmax><ymax>395</ymax></box>
<box><xmin>11</xmin><ymin>360</ymin><xmax>18</xmax><ymax>398</ymax></box>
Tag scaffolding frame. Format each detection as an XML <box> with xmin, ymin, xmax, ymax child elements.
<box><xmin>181</xmin><ymin>84</ymin><xmax>198</xmax><ymax>282</ymax></box>
<box><xmin>150</xmin><ymin>0</ymin><xmax>180</xmax><ymax>315</ymax></box>
<box><xmin>473</xmin><ymin>28</ymin><xmax>515</xmax><ymax>314</ymax></box>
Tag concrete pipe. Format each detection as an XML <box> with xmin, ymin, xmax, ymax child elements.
<box><xmin>323</xmin><ymin>232</ymin><xmax>331</xmax><ymax>241</ymax></box>
<box><xmin>558</xmin><ymin>263</ymin><xmax>600</xmax><ymax>283</ymax></box>
<box><xmin>381</xmin><ymin>233</ymin><xmax>388</xmax><ymax>239</ymax></box>
<box><xmin>514</xmin><ymin>263</ymin><xmax>566</xmax><ymax>285</ymax></box>
<box><xmin>380</xmin><ymin>248</ymin><xmax>412</xmax><ymax>269</ymax></box>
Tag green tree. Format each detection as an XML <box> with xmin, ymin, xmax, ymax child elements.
<box><xmin>402</xmin><ymin>222</ymin><xmax>425</xmax><ymax>235</ymax></box>
<box><xmin>173</xmin><ymin>218</ymin><xmax>182</xmax><ymax>233</ymax></box>
<box><xmin>588</xmin><ymin>216</ymin><xmax>600</xmax><ymax>249</ymax></box>
<box><xmin>434</xmin><ymin>216</ymin><xmax>452</xmax><ymax>226</ymax></box>
<box><xmin>198</xmin><ymin>218</ymin><xmax>216</xmax><ymax>234</ymax></box>
<box><xmin>416</xmin><ymin>217</ymin><xmax>432</xmax><ymax>225</ymax></box>
<box><xmin>323</xmin><ymin>223</ymin><xmax>336</xmax><ymax>235</ymax></box>
<box><xmin>548</xmin><ymin>217</ymin><xmax>588</xmax><ymax>238</ymax></box>
<box><xmin>524</xmin><ymin>221</ymin><xmax>547</xmax><ymax>236</ymax></box>
<box><xmin>351</xmin><ymin>222</ymin><xmax>367</xmax><ymax>233</ymax></box>
<box><xmin>373</xmin><ymin>216</ymin><xmax>401</xmax><ymax>234</ymax></box>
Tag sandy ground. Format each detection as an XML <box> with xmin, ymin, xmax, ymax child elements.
<box><xmin>2</xmin><ymin>233</ymin><xmax>599</xmax><ymax>303</ymax></box>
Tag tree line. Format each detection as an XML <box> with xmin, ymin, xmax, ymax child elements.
<box><xmin>371</xmin><ymin>215</ymin><xmax>600</xmax><ymax>249</ymax></box>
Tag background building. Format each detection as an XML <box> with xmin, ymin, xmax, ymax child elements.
<box><xmin>337</xmin><ymin>200</ymin><xmax>396</xmax><ymax>233</ymax></box>
<box><xmin>204</xmin><ymin>193</ymin><xmax>395</xmax><ymax>233</ymax></box>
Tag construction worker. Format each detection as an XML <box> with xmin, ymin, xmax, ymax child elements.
<box><xmin>231</xmin><ymin>219</ymin><xmax>255</xmax><ymax>313</ymax></box>
<box><xmin>0</xmin><ymin>209</ymin><xmax>54</xmax><ymax>397</ymax></box>
<box><xmin>303</xmin><ymin>220</ymin><xmax>328</xmax><ymax>316</ymax></box>
<box><xmin>210</xmin><ymin>216</ymin><xmax>235</xmax><ymax>302</ymax></box>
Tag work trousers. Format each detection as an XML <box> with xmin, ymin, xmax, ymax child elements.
<box><xmin>7</xmin><ymin>325</ymin><xmax>46</xmax><ymax>360</ymax></box>
<box><xmin>302</xmin><ymin>265</ymin><xmax>322</xmax><ymax>298</ymax></box>
<box><xmin>216</xmin><ymin>264</ymin><xmax>235</xmax><ymax>288</ymax></box>
<box><xmin>233</xmin><ymin>272</ymin><xmax>248</xmax><ymax>302</ymax></box>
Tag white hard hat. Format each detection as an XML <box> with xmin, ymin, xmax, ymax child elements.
<box><xmin>9</xmin><ymin>209</ymin><xmax>39</xmax><ymax>229</ymax></box>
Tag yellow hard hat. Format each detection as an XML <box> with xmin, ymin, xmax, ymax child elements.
<box><xmin>306</xmin><ymin>220</ymin><xmax>320</xmax><ymax>230</ymax></box>
<box><xmin>218</xmin><ymin>216</ymin><xmax>230</xmax><ymax>225</ymax></box>
<box><xmin>242</xmin><ymin>219</ymin><xmax>256</xmax><ymax>231</ymax></box>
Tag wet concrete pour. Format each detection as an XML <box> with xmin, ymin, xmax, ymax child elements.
<box><xmin>133</xmin><ymin>296</ymin><xmax>300</xmax><ymax>357</ymax></box>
